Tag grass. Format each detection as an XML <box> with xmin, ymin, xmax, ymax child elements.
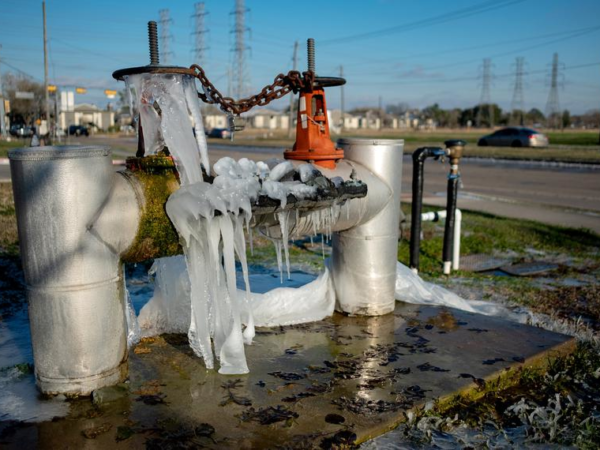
<box><xmin>398</xmin><ymin>205</ymin><xmax>600</xmax><ymax>276</ymax></box>
<box><xmin>0</xmin><ymin>140</ymin><xmax>26</xmax><ymax>158</ymax></box>
<box><xmin>412</xmin><ymin>342</ymin><xmax>600</xmax><ymax>448</ymax></box>
<box><xmin>0</xmin><ymin>183</ymin><xmax>18</xmax><ymax>257</ymax></box>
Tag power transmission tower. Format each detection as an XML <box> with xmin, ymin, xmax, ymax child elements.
<box><xmin>287</xmin><ymin>41</ymin><xmax>298</xmax><ymax>138</ymax></box>
<box><xmin>476</xmin><ymin>58</ymin><xmax>493</xmax><ymax>128</ymax></box>
<box><xmin>192</xmin><ymin>3</ymin><xmax>208</xmax><ymax>67</ymax></box>
<box><xmin>545</xmin><ymin>53</ymin><xmax>563</xmax><ymax>129</ymax></box>
<box><xmin>231</xmin><ymin>0</ymin><xmax>250</xmax><ymax>99</ymax></box>
<box><xmin>159</xmin><ymin>9</ymin><xmax>172</xmax><ymax>64</ymax></box>
<box><xmin>510</xmin><ymin>57</ymin><xmax>525</xmax><ymax>126</ymax></box>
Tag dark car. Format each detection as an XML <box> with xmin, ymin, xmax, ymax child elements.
<box><xmin>478</xmin><ymin>127</ymin><xmax>548</xmax><ymax>148</ymax></box>
<box><xmin>9</xmin><ymin>125</ymin><xmax>34</xmax><ymax>138</ymax></box>
<box><xmin>207</xmin><ymin>128</ymin><xmax>231</xmax><ymax>139</ymax></box>
<box><xmin>68</xmin><ymin>125</ymin><xmax>89</xmax><ymax>136</ymax></box>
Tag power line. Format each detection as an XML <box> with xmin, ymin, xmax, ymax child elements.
<box><xmin>335</xmin><ymin>24</ymin><xmax>600</xmax><ymax>71</ymax></box>
<box><xmin>320</xmin><ymin>0</ymin><xmax>525</xmax><ymax>46</ymax></box>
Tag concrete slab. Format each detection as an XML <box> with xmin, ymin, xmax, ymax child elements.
<box><xmin>0</xmin><ymin>303</ymin><xmax>574</xmax><ymax>449</ymax></box>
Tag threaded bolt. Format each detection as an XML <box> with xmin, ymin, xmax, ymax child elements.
<box><xmin>307</xmin><ymin>38</ymin><xmax>315</xmax><ymax>74</ymax></box>
<box><xmin>148</xmin><ymin>21</ymin><xmax>159</xmax><ymax>65</ymax></box>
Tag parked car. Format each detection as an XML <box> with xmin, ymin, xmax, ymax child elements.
<box><xmin>9</xmin><ymin>125</ymin><xmax>34</xmax><ymax>138</ymax></box>
<box><xmin>68</xmin><ymin>125</ymin><xmax>89</xmax><ymax>136</ymax></box>
<box><xmin>207</xmin><ymin>127</ymin><xmax>231</xmax><ymax>139</ymax></box>
<box><xmin>478</xmin><ymin>127</ymin><xmax>548</xmax><ymax>148</ymax></box>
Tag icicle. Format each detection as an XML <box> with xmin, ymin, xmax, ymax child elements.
<box><xmin>233</xmin><ymin>215</ymin><xmax>255</xmax><ymax>345</ymax></box>
<box><xmin>183</xmin><ymin>76</ymin><xmax>211</xmax><ymax>176</ymax></box>
<box><xmin>273</xmin><ymin>239</ymin><xmax>283</xmax><ymax>282</ymax></box>
<box><xmin>277</xmin><ymin>211</ymin><xmax>291</xmax><ymax>280</ymax></box>
<box><xmin>247</xmin><ymin>219</ymin><xmax>254</xmax><ymax>256</ymax></box>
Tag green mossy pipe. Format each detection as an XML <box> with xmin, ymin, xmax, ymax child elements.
<box><xmin>120</xmin><ymin>168</ymin><xmax>183</xmax><ymax>263</ymax></box>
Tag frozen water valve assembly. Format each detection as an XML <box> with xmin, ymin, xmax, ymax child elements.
<box><xmin>8</xmin><ymin>23</ymin><xmax>404</xmax><ymax>395</ymax></box>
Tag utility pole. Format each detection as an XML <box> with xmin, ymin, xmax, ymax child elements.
<box><xmin>232</xmin><ymin>0</ymin><xmax>250</xmax><ymax>99</ymax></box>
<box><xmin>545</xmin><ymin>53</ymin><xmax>562</xmax><ymax>130</ymax></box>
<box><xmin>378</xmin><ymin>95</ymin><xmax>383</xmax><ymax>130</ymax></box>
<box><xmin>0</xmin><ymin>44</ymin><xmax>6</xmax><ymax>138</ymax></box>
<box><xmin>287</xmin><ymin>41</ymin><xmax>298</xmax><ymax>138</ymax></box>
<box><xmin>340</xmin><ymin>65</ymin><xmax>345</xmax><ymax>132</ymax></box>
<box><xmin>510</xmin><ymin>57</ymin><xmax>525</xmax><ymax>126</ymax></box>
<box><xmin>476</xmin><ymin>58</ymin><xmax>493</xmax><ymax>128</ymax></box>
<box><xmin>159</xmin><ymin>9</ymin><xmax>172</xmax><ymax>64</ymax></box>
<box><xmin>43</xmin><ymin>0</ymin><xmax>51</xmax><ymax>138</ymax></box>
<box><xmin>192</xmin><ymin>3</ymin><xmax>208</xmax><ymax>67</ymax></box>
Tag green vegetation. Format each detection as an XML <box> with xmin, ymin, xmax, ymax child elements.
<box><xmin>0</xmin><ymin>183</ymin><xmax>19</xmax><ymax>257</ymax></box>
<box><xmin>0</xmin><ymin>140</ymin><xmax>26</xmax><ymax>158</ymax></box>
<box><xmin>546</xmin><ymin>131</ymin><xmax>600</xmax><ymax>146</ymax></box>
<box><xmin>410</xmin><ymin>342</ymin><xmax>600</xmax><ymax>448</ymax></box>
<box><xmin>398</xmin><ymin>205</ymin><xmax>600</xmax><ymax>276</ymax></box>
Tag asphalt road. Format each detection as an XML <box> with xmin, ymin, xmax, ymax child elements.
<box><xmin>2</xmin><ymin>135</ymin><xmax>599</xmax><ymax>232</ymax></box>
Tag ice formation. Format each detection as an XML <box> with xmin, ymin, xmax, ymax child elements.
<box><xmin>139</xmin><ymin>258</ymin><xmax>335</xmax><ymax>334</ymax></box>
<box><xmin>127</xmin><ymin>73</ymin><xmax>338</xmax><ymax>374</ymax></box>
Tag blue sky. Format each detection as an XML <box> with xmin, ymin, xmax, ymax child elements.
<box><xmin>1</xmin><ymin>0</ymin><xmax>599</xmax><ymax>114</ymax></box>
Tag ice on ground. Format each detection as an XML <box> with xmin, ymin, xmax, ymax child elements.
<box><xmin>395</xmin><ymin>262</ymin><xmax>520</xmax><ymax>320</ymax></box>
<box><xmin>139</xmin><ymin>259</ymin><xmax>334</xmax><ymax>335</ymax></box>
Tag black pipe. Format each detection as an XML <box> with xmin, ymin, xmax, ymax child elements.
<box><xmin>442</xmin><ymin>173</ymin><xmax>459</xmax><ymax>273</ymax></box>
<box><xmin>441</xmin><ymin>139</ymin><xmax>465</xmax><ymax>274</ymax></box>
<box><xmin>409</xmin><ymin>147</ymin><xmax>447</xmax><ymax>271</ymax></box>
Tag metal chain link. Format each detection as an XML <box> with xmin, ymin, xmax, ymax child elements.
<box><xmin>190</xmin><ymin>64</ymin><xmax>314</xmax><ymax>116</ymax></box>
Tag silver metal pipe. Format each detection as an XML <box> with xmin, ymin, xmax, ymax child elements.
<box><xmin>9</xmin><ymin>146</ymin><xmax>140</xmax><ymax>395</ymax></box>
<box><xmin>331</xmin><ymin>139</ymin><xmax>404</xmax><ymax>316</ymax></box>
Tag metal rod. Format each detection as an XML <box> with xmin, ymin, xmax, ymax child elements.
<box><xmin>409</xmin><ymin>147</ymin><xmax>447</xmax><ymax>272</ymax></box>
<box><xmin>307</xmin><ymin>38</ymin><xmax>315</xmax><ymax>73</ymax></box>
<box><xmin>148</xmin><ymin>21</ymin><xmax>159</xmax><ymax>65</ymax></box>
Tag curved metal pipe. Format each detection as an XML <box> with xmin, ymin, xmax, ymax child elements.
<box><xmin>409</xmin><ymin>147</ymin><xmax>446</xmax><ymax>272</ymax></box>
<box><xmin>331</xmin><ymin>138</ymin><xmax>404</xmax><ymax>316</ymax></box>
<box><xmin>9</xmin><ymin>146</ymin><xmax>140</xmax><ymax>395</ymax></box>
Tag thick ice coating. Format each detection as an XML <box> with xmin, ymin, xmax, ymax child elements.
<box><xmin>127</xmin><ymin>72</ymin><xmax>345</xmax><ymax>374</ymax></box>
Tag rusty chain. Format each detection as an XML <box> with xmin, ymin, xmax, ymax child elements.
<box><xmin>190</xmin><ymin>64</ymin><xmax>314</xmax><ymax>116</ymax></box>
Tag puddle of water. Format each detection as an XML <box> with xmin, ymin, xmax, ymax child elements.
<box><xmin>0</xmin><ymin>263</ymin><xmax>318</xmax><ymax>423</ymax></box>
<box><xmin>0</xmin><ymin>310</ymin><xmax>70</xmax><ymax>422</ymax></box>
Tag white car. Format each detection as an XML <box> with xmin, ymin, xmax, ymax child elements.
<box><xmin>478</xmin><ymin>127</ymin><xmax>549</xmax><ymax>148</ymax></box>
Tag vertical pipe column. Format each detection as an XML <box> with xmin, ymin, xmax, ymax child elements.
<box><xmin>331</xmin><ymin>138</ymin><xmax>403</xmax><ymax>316</ymax></box>
<box><xmin>409</xmin><ymin>147</ymin><xmax>446</xmax><ymax>272</ymax></box>
<box><xmin>442</xmin><ymin>140</ymin><xmax>465</xmax><ymax>275</ymax></box>
<box><xmin>9</xmin><ymin>146</ymin><xmax>131</xmax><ymax>395</ymax></box>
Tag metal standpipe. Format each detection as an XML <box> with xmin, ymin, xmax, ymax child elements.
<box><xmin>331</xmin><ymin>138</ymin><xmax>404</xmax><ymax>316</ymax></box>
<box><xmin>9</xmin><ymin>146</ymin><xmax>140</xmax><ymax>395</ymax></box>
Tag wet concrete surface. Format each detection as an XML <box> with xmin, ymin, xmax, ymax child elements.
<box><xmin>0</xmin><ymin>302</ymin><xmax>574</xmax><ymax>449</ymax></box>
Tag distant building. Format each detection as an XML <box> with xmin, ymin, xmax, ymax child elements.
<box><xmin>60</xmin><ymin>103</ymin><xmax>115</xmax><ymax>131</ymax></box>
<box><xmin>245</xmin><ymin>109</ymin><xmax>289</xmax><ymax>130</ymax></box>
